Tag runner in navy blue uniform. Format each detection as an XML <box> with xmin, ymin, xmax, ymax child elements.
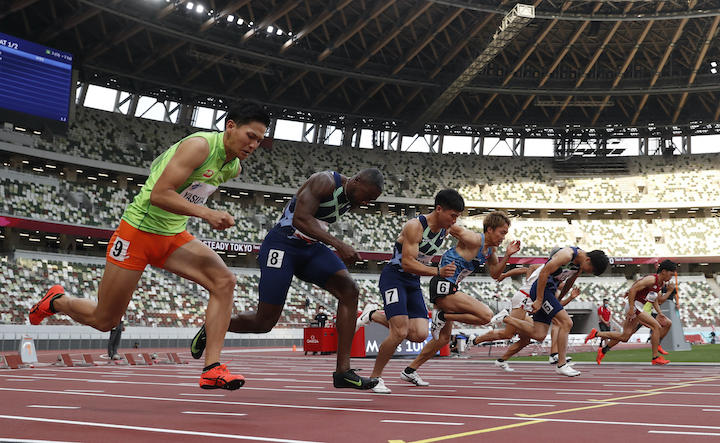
<box><xmin>190</xmin><ymin>169</ymin><xmax>384</xmax><ymax>389</ymax></box>
<box><xmin>499</xmin><ymin>246</ymin><xmax>609</xmax><ymax>376</ymax></box>
<box><xmin>397</xmin><ymin>211</ymin><xmax>521</xmax><ymax>386</ymax></box>
<box><xmin>368</xmin><ymin>189</ymin><xmax>464</xmax><ymax>394</ymax></box>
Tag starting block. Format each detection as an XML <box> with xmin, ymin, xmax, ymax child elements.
<box><xmin>141</xmin><ymin>353</ymin><xmax>154</xmax><ymax>365</ymax></box>
<box><xmin>59</xmin><ymin>353</ymin><xmax>74</xmax><ymax>367</ymax></box>
<box><xmin>57</xmin><ymin>353</ymin><xmax>93</xmax><ymax>367</ymax></box>
<box><xmin>82</xmin><ymin>354</ymin><xmax>98</xmax><ymax>366</ymax></box>
<box><xmin>169</xmin><ymin>352</ymin><xmax>185</xmax><ymax>364</ymax></box>
<box><xmin>4</xmin><ymin>354</ymin><xmax>25</xmax><ymax>369</ymax></box>
<box><xmin>124</xmin><ymin>353</ymin><xmax>138</xmax><ymax>365</ymax></box>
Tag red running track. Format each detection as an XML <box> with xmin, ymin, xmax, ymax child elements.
<box><xmin>1</xmin><ymin>347</ymin><xmax>720</xmax><ymax>442</ymax></box>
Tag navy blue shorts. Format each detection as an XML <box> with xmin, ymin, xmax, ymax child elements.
<box><xmin>379</xmin><ymin>265</ymin><xmax>428</xmax><ymax>319</ymax></box>
<box><xmin>530</xmin><ymin>277</ymin><xmax>564</xmax><ymax>324</ymax></box>
<box><xmin>258</xmin><ymin>228</ymin><xmax>346</xmax><ymax>306</ymax></box>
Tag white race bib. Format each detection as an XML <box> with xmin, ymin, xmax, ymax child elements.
<box><xmin>646</xmin><ymin>291</ymin><xmax>658</xmax><ymax>303</ymax></box>
<box><xmin>180</xmin><ymin>181</ymin><xmax>217</xmax><ymax>206</ymax></box>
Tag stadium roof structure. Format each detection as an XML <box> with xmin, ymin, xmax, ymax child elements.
<box><xmin>4</xmin><ymin>0</ymin><xmax>720</xmax><ymax>138</ymax></box>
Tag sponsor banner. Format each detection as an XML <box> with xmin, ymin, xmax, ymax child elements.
<box><xmin>200</xmin><ymin>240</ymin><xmax>259</xmax><ymax>253</ymax></box>
<box><xmin>362</xmin><ymin>322</ymin><xmax>436</xmax><ymax>357</ymax></box>
<box><xmin>3</xmin><ymin>216</ymin><xmax>720</xmax><ymax>265</ymax></box>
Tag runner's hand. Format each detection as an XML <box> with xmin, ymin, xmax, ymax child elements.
<box><xmin>438</xmin><ymin>262</ymin><xmax>456</xmax><ymax>278</ymax></box>
<box><xmin>531</xmin><ymin>299</ymin><xmax>542</xmax><ymax>314</ymax></box>
<box><xmin>336</xmin><ymin>242</ymin><xmax>361</xmax><ymax>264</ymax></box>
<box><xmin>206</xmin><ymin>210</ymin><xmax>235</xmax><ymax>230</ymax></box>
<box><xmin>506</xmin><ymin>240</ymin><xmax>521</xmax><ymax>256</ymax></box>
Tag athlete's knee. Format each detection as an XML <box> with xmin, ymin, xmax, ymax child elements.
<box><xmin>389</xmin><ymin>324</ymin><xmax>410</xmax><ymax>340</ymax></box>
<box><xmin>329</xmin><ymin>276</ymin><xmax>359</xmax><ymax>302</ymax></box>
<box><xmin>531</xmin><ymin>333</ymin><xmax>546</xmax><ymax>342</ymax></box>
<box><xmin>559</xmin><ymin>316</ymin><xmax>573</xmax><ymax>330</ymax></box>
<box><xmin>406</xmin><ymin>330</ymin><xmax>428</xmax><ymax>342</ymax></box>
<box><xmin>210</xmin><ymin>270</ymin><xmax>236</xmax><ymax>298</ymax></box>
<box><xmin>95</xmin><ymin>314</ymin><xmax>123</xmax><ymax>332</ymax></box>
<box><xmin>252</xmin><ymin>315</ymin><xmax>279</xmax><ymax>333</ymax></box>
<box><xmin>517</xmin><ymin>336</ymin><xmax>532</xmax><ymax>346</ymax></box>
<box><xmin>620</xmin><ymin>332</ymin><xmax>632</xmax><ymax>342</ymax></box>
<box><xmin>476</xmin><ymin>305</ymin><xmax>493</xmax><ymax>324</ymax></box>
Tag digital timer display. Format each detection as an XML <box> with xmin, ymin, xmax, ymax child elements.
<box><xmin>0</xmin><ymin>32</ymin><xmax>74</xmax><ymax>124</ymax></box>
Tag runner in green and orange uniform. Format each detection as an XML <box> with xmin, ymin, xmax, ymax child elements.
<box><xmin>29</xmin><ymin>103</ymin><xmax>270</xmax><ymax>390</ymax></box>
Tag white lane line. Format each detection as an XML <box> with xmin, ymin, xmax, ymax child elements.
<box><xmin>181</xmin><ymin>411</ymin><xmax>247</xmax><ymax>417</ymax></box>
<box><xmin>556</xmin><ymin>392</ymin><xmax>612</xmax><ymax>396</ymax></box>
<box><xmin>101</xmin><ymin>375</ymin><xmax>128</xmax><ymax>378</ymax></box>
<box><xmin>702</xmin><ymin>409</ymin><xmax>720</xmax><ymax>412</ymax></box>
<box><xmin>603</xmin><ymin>384</ymin><xmax>653</xmax><ymax>388</ymax></box>
<box><xmin>283</xmin><ymin>386</ymin><xmax>325</xmax><ymax>389</ymax></box>
<box><xmin>488</xmin><ymin>403</ymin><xmax>556</xmax><ymax>407</ymax></box>
<box><xmin>0</xmin><ymin>415</ymin><xmax>323</xmax><ymax>443</ymax></box>
<box><xmin>409</xmin><ymin>389</ymin><xmax>457</xmax><ymax>393</ymax></box>
<box><xmin>649</xmin><ymin>430</ymin><xmax>720</xmax><ymax>437</ymax></box>
<box><xmin>316</xmin><ymin>398</ymin><xmax>372</xmax><ymax>402</ymax></box>
<box><xmin>7</xmin><ymin>379</ymin><xmax>34</xmax><ymax>382</ymax></box>
<box><xmin>27</xmin><ymin>405</ymin><xmax>80</xmax><ymax>409</ymax></box>
<box><xmin>0</xmin><ymin>438</ymin><xmax>79</xmax><ymax>442</ymax></box>
<box><xmin>381</xmin><ymin>420</ymin><xmax>464</xmax><ymax>426</ymax></box>
<box><xmin>255</xmin><ymin>378</ymin><xmax>298</xmax><ymax>382</ymax></box>
<box><xmin>179</xmin><ymin>393</ymin><xmax>225</xmax><ymax>397</ymax></box>
<box><xmin>473</xmin><ymin>381</ymin><xmax>516</xmax><ymax>385</ymax></box>
<box><xmin>64</xmin><ymin>390</ymin><xmax>104</xmax><ymax>393</ymax></box>
<box><xmin>6</xmin><ymin>385</ymin><xmax>720</xmax><ymax>414</ymax></box>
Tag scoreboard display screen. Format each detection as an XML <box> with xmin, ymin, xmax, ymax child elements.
<box><xmin>0</xmin><ymin>32</ymin><xmax>73</xmax><ymax>126</ymax></box>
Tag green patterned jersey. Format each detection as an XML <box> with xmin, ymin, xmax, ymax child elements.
<box><xmin>122</xmin><ymin>131</ymin><xmax>239</xmax><ymax>235</ymax></box>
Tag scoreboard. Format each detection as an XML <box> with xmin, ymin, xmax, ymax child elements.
<box><xmin>0</xmin><ymin>32</ymin><xmax>73</xmax><ymax>129</ymax></box>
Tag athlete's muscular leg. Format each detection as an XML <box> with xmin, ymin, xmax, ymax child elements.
<box><xmin>473</xmin><ymin>308</ymin><xmax>524</xmax><ymax>344</ymax></box>
<box><xmin>325</xmin><ymin>270</ymin><xmax>360</xmax><ymax>373</ymax></box>
<box><xmin>657</xmin><ymin>315</ymin><xmax>672</xmax><ymax>340</ymax></box>
<box><xmin>638</xmin><ymin>312</ymin><xmax>663</xmax><ymax>358</ymax></box>
<box><xmin>228</xmin><ymin>302</ymin><xmax>283</xmax><ymax>333</ymax></box>
<box><xmin>368</xmin><ymin>310</ymin><xmax>390</xmax><ymax>328</ymax></box>
<box><xmin>500</xmin><ymin>335</ymin><xmax>532</xmax><ymax>361</ymax></box>
<box><xmin>552</xmin><ymin>310</ymin><xmax>573</xmax><ymax>366</ymax></box>
<box><xmin>163</xmin><ymin>239</ymin><xmax>237</xmax><ymax>368</ymax></box>
<box><xmin>52</xmin><ymin>262</ymin><xmax>142</xmax><ymax>331</ymax></box>
<box><xmin>406</xmin><ymin>320</ymin><xmax>452</xmax><ymax>372</ymax></box>
<box><xmin>371</xmin><ymin>315</ymin><xmax>410</xmax><ymax>378</ymax></box>
<box><xmin>503</xmin><ymin>315</ymin><xmax>550</xmax><ymax>342</ymax></box>
<box><xmin>436</xmin><ymin>291</ymin><xmax>493</xmax><ymax>325</ymax></box>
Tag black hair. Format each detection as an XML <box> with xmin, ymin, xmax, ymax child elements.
<box><xmin>657</xmin><ymin>259</ymin><xmax>678</xmax><ymax>273</ymax></box>
<box><xmin>434</xmin><ymin>189</ymin><xmax>464</xmax><ymax>212</ymax></box>
<box><xmin>588</xmin><ymin>250</ymin><xmax>609</xmax><ymax>276</ymax></box>
<box><xmin>226</xmin><ymin>102</ymin><xmax>271</xmax><ymax>127</ymax></box>
<box><xmin>356</xmin><ymin>168</ymin><xmax>385</xmax><ymax>193</ymax></box>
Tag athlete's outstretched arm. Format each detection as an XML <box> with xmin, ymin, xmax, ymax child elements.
<box><xmin>400</xmin><ymin>220</ymin><xmax>455</xmax><ymax>277</ymax></box>
<box><xmin>486</xmin><ymin>240</ymin><xmax>521</xmax><ymax>280</ymax></box>
<box><xmin>560</xmin><ymin>287</ymin><xmax>580</xmax><ymax>306</ymax></box>
<box><xmin>150</xmin><ymin>137</ymin><xmax>234</xmax><ymax>230</ymax></box>
<box><xmin>292</xmin><ymin>172</ymin><xmax>359</xmax><ymax>264</ymax></box>
<box><xmin>556</xmin><ymin>271</ymin><xmax>580</xmax><ymax>300</ymax></box>
<box><xmin>497</xmin><ymin>266</ymin><xmax>531</xmax><ymax>282</ymax></box>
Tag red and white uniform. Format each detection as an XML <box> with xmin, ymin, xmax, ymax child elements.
<box><xmin>511</xmin><ymin>265</ymin><xmax>543</xmax><ymax>311</ymax></box>
<box><xmin>625</xmin><ymin>274</ymin><xmax>663</xmax><ymax>313</ymax></box>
